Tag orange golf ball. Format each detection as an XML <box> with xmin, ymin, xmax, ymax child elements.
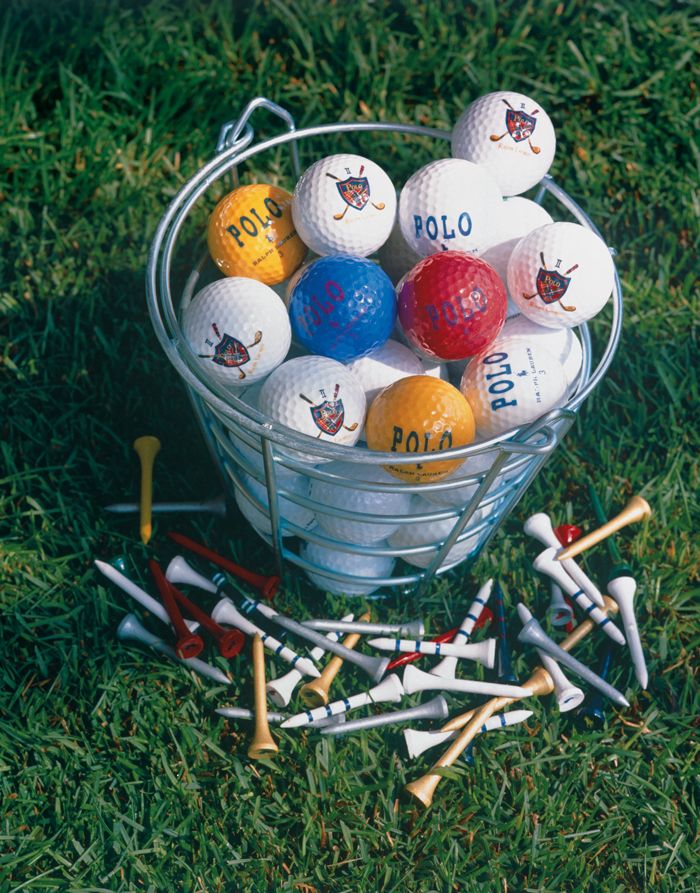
<box><xmin>365</xmin><ymin>376</ymin><xmax>476</xmax><ymax>482</ymax></box>
<box><xmin>207</xmin><ymin>184</ymin><xmax>307</xmax><ymax>285</ymax></box>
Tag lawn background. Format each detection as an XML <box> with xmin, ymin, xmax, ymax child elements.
<box><xmin>1</xmin><ymin>1</ymin><xmax>698</xmax><ymax>891</ymax></box>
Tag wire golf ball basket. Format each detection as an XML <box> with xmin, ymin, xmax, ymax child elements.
<box><xmin>146</xmin><ymin>97</ymin><xmax>623</xmax><ymax>597</ymax></box>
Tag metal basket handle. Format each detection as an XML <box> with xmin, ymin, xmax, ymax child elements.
<box><xmin>216</xmin><ymin>96</ymin><xmax>301</xmax><ymax>179</ymax></box>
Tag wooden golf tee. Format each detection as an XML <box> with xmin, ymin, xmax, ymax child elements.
<box><xmin>133</xmin><ymin>436</ymin><xmax>161</xmax><ymax>544</ymax></box>
<box><xmin>299</xmin><ymin>611</ymin><xmax>370</xmax><ymax>707</ymax></box>
<box><xmin>248</xmin><ymin>635</ymin><xmax>278</xmax><ymax>759</ymax></box>
<box><xmin>556</xmin><ymin>496</ymin><xmax>651</xmax><ymax>561</ymax></box>
<box><xmin>404</xmin><ymin>596</ymin><xmax>620</xmax><ymax>809</ymax></box>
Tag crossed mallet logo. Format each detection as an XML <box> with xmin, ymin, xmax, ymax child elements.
<box><xmin>490</xmin><ymin>98</ymin><xmax>542</xmax><ymax>155</ymax></box>
<box><xmin>298</xmin><ymin>383</ymin><xmax>359</xmax><ymax>437</ymax></box>
<box><xmin>325</xmin><ymin>165</ymin><xmax>386</xmax><ymax>221</ymax></box>
<box><xmin>523</xmin><ymin>252</ymin><xmax>579</xmax><ymax>312</ymax></box>
<box><xmin>198</xmin><ymin>322</ymin><xmax>263</xmax><ymax>379</ymax></box>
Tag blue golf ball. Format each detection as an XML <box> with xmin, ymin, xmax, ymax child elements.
<box><xmin>289</xmin><ymin>255</ymin><xmax>396</xmax><ymax>361</ymax></box>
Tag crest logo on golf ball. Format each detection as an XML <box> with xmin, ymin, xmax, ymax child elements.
<box><xmin>326</xmin><ymin>164</ymin><xmax>386</xmax><ymax>220</ymax></box>
<box><xmin>491</xmin><ymin>99</ymin><xmax>541</xmax><ymax>153</ymax></box>
<box><xmin>200</xmin><ymin>323</ymin><xmax>263</xmax><ymax>380</ymax></box>
<box><xmin>299</xmin><ymin>384</ymin><xmax>358</xmax><ymax>438</ymax></box>
<box><xmin>524</xmin><ymin>252</ymin><xmax>579</xmax><ymax>311</ymax></box>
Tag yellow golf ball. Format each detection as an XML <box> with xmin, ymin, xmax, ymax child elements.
<box><xmin>365</xmin><ymin>376</ymin><xmax>476</xmax><ymax>482</ymax></box>
<box><xmin>207</xmin><ymin>184</ymin><xmax>307</xmax><ymax>285</ymax></box>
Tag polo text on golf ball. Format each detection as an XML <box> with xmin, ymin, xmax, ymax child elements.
<box><xmin>365</xmin><ymin>376</ymin><xmax>475</xmax><ymax>482</ymax></box>
<box><xmin>397</xmin><ymin>250</ymin><xmax>507</xmax><ymax>361</ymax></box>
<box><xmin>451</xmin><ymin>91</ymin><xmax>556</xmax><ymax>196</ymax></box>
<box><xmin>459</xmin><ymin>337</ymin><xmax>567</xmax><ymax>437</ymax></box>
<box><xmin>507</xmin><ymin>222</ymin><xmax>615</xmax><ymax>328</ymax></box>
<box><xmin>181</xmin><ymin>278</ymin><xmax>291</xmax><ymax>389</ymax></box>
<box><xmin>289</xmin><ymin>255</ymin><xmax>396</xmax><ymax>361</ymax></box>
<box><xmin>398</xmin><ymin>158</ymin><xmax>503</xmax><ymax>257</ymax></box>
<box><xmin>207</xmin><ymin>184</ymin><xmax>308</xmax><ymax>285</ymax></box>
<box><xmin>292</xmin><ymin>154</ymin><xmax>397</xmax><ymax>256</ymax></box>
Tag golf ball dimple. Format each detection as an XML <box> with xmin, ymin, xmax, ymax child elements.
<box><xmin>397</xmin><ymin>250</ymin><xmax>507</xmax><ymax>361</ymax></box>
<box><xmin>451</xmin><ymin>91</ymin><xmax>556</xmax><ymax>196</ymax></box>
<box><xmin>499</xmin><ymin>314</ymin><xmax>583</xmax><ymax>390</ymax></box>
<box><xmin>207</xmin><ymin>184</ymin><xmax>307</xmax><ymax>285</ymax></box>
<box><xmin>309</xmin><ymin>461</ymin><xmax>413</xmax><ymax>545</ymax></box>
<box><xmin>398</xmin><ymin>158</ymin><xmax>503</xmax><ymax>257</ymax></box>
<box><xmin>365</xmin><ymin>376</ymin><xmax>476</xmax><ymax>483</ymax></box>
<box><xmin>481</xmin><ymin>197</ymin><xmax>554</xmax><ymax>318</ymax></box>
<box><xmin>234</xmin><ymin>470</ymin><xmax>316</xmax><ymax>537</ymax></box>
<box><xmin>257</xmin><ymin>356</ymin><xmax>366</xmax><ymax>453</ymax></box>
<box><xmin>377</xmin><ymin>217</ymin><xmax>421</xmax><ymax>285</ymax></box>
<box><xmin>181</xmin><ymin>278</ymin><xmax>291</xmax><ymax>389</ymax></box>
<box><xmin>292</xmin><ymin>153</ymin><xmax>397</xmax><ymax>257</ymax></box>
<box><xmin>300</xmin><ymin>540</ymin><xmax>395</xmax><ymax>596</ymax></box>
<box><xmin>345</xmin><ymin>339</ymin><xmax>424</xmax><ymax>406</ymax></box>
<box><xmin>388</xmin><ymin>496</ymin><xmax>482</xmax><ymax>569</ymax></box>
<box><xmin>507</xmin><ymin>222</ymin><xmax>615</xmax><ymax>328</ymax></box>
<box><xmin>459</xmin><ymin>337</ymin><xmax>567</xmax><ymax>438</ymax></box>
<box><xmin>423</xmin><ymin>448</ymin><xmax>506</xmax><ymax>509</ymax></box>
<box><xmin>289</xmin><ymin>255</ymin><xmax>396</xmax><ymax>361</ymax></box>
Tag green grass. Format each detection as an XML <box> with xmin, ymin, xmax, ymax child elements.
<box><xmin>1</xmin><ymin>0</ymin><xmax>698</xmax><ymax>890</ymax></box>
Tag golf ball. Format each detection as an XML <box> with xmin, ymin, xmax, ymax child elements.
<box><xmin>507</xmin><ymin>222</ymin><xmax>615</xmax><ymax>328</ymax></box>
<box><xmin>181</xmin><ymin>278</ymin><xmax>291</xmax><ymax>389</ymax></box>
<box><xmin>207</xmin><ymin>184</ymin><xmax>307</xmax><ymax>284</ymax></box>
<box><xmin>388</xmin><ymin>496</ymin><xmax>482</xmax><ymax>569</ymax></box>
<box><xmin>292</xmin><ymin>153</ymin><xmax>397</xmax><ymax>256</ymax></box>
<box><xmin>345</xmin><ymin>339</ymin><xmax>424</xmax><ymax>405</ymax></box>
<box><xmin>234</xmin><ymin>471</ymin><xmax>316</xmax><ymax>538</ymax></box>
<box><xmin>499</xmin><ymin>314</ymin><xmax>583</xmax><ymax>390</ymax></box>
<box><xmin>481</xmin><ymin>197</ymin><xmax>554</xmax><ymax>318</ymax></box>
<box><xmin>289</xmin><ymin>255</ymin><xmax>396</xmax><ymax>361</ymax></box>
<box><xmin>451</xmin><ymin>91</ymin><xmax>556</xmax><ymax>196</ymax></box>
<box><xmin>459</xmin><ymin>337</ymin><xmax>567</xmax><ymax>438</ymax></box>
<box><xmin>397</xmin><ymin>250</ymin><xmax>507</xmax><ymax>361</ymax></box>
<box><xmin>365</xmin><ymin>376</ymin><xmax>476</xmax><ymax>483</ymax></box>
<box><xmin>300</xmin><ymin>540</ymin><xmax>395</xmax><ymax>596</ymax></box>
<box><xmin>398</xmin><ymin>158</ymin><xmax>503</xmax><ymax>257</ymax></box>
<box><xmin>309</xmin><ymin>461</ymin><xmax>413</xmax><ymax>545</ymax></box>
<box><xmin>423</xmin><ymin>448</ymin><xmax>506</xmax><ymax>509</ymax></box>
<box><xmin>258</xmin><ymin>356</ymin><xmax>366</xmax><ymax>453</ymax></box>
<box><xmin>377</xmin><ymin>217</ymin><xmax>421</xmax><ymax>285</ymax></box>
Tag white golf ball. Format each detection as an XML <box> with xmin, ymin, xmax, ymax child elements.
<box><xmin>459</xmin><ymin>337</ymin><xmax>567</xmax><ymax>438</ymax></box>
<box><xmin>398</xmin><ymin>158</ymin><xmax>503</xmax><ymax>257</ymax></box>
<box><xmin>181</xmin><ymin>278</ymin><xmax>291</xmax><ymax>389</ymax></box>
<box><xmin>499</xmin><ymin>314</ymin><xmax>583</xmax><ymax>390</ymax></box>
<box><xmin>309</xmin><ymin>461</ymin><xmax>413</xmax><ymax>545</ymax></box>
<box><xmin>345</xmin><ymin>339</ymin><xmax>424</xmax><ymax>406</ymax></box>
<box><xmin>481</xmin><ymin>197</ymin><xmax>554</xmax><ymax>318</ymax></box>
<box><xmin>258</xmin><ymin>356</ymin><xmax>366</xmax><ymax>456</ymax></box>
<box><xmin>292</xmin><ymin>153</ymin><xmax>397</xmax><ymax>257</ymax></box>
<box><xmin>234</xmin><ymin>471</ymin><xmax>316</xmax><ymax>537</ymax></box>
<box><xmin>228</xmin><ymin>432</ymin><xmax>307</xmax><ymax>485</ymax></box>
<box><xmin>507</xmin><ymin>222</ymin><xmax>615</xmax><ymax>328</ymax></box>
<box><xmin>388</xmin><ymin>496</ymin><xmax>482</xmax><ymax>569</ymax></box>
<box><xmin>451</xmin><ymin>91</ymin><xmax>556</xmax><ymax>196</ymax></box>
<box><xmin>377</xmin><ymin>217</ymin><xmax>421</xmax><ymax>285</ymax></box>
<box><xmin>300</xmin><ymin>540</ymin><xmax>395</xmax><ymax>596</ymax></box>
<box><xmin>423</xmin><ymin>448</ymin><xmax>505</xmax><ymax>509</ymax></box>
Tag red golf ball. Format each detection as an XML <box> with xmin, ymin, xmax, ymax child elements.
<box><xmin>397</xmin><ymin>250</ymin><xmax>507</xmax><ymax>361</ymax></box>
